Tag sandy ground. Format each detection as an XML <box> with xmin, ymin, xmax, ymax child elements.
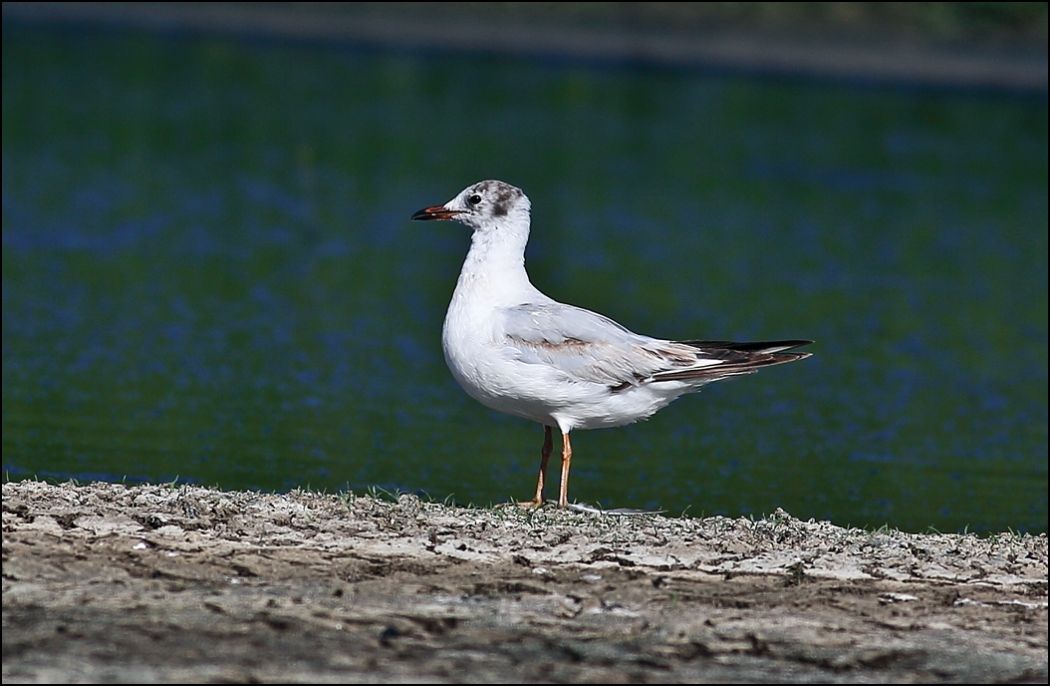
<box><xmin>2</xmin><ymin>480</ymin><xmax>1047</xmax><ymax>683</ymax></box>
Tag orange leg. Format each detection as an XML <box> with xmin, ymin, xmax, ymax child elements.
<box><xmin>558</xmin><ymin>431</ymin><xmax>572</xmax><ymax>508</ymax></box>
<box><xmin>519</xmin><ymin>426</ymin><xmax>552</xmax><ymax>507</ymax></box>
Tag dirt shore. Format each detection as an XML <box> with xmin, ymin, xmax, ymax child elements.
<box><xmin>2</xmin><ymin>480</ymin><xmax>1046</xmax><ymax>683</ymax></box>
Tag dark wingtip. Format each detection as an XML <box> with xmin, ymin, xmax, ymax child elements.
<box><xmin>679</xmin><ymin>339</ymin><xmax>813</xmax><ymax>354</ymax></box>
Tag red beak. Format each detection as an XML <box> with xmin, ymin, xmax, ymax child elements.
<box><xmin>411</xmin><ymin>205</ymin><xmax>463</xmax><ymax>221</ymax></box>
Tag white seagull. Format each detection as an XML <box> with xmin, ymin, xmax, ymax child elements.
<box><xmin>412</xmin><ymin>180</ymin><xmax>812</xmax><ymax>509</ymax></box>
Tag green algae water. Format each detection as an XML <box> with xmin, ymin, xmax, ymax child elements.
<box><xmin>3</xmin><ymin>24</ymin><xmax>1046</xmax><ymax>532</ymax></box>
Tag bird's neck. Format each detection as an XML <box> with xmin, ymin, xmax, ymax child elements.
<box><xmin>454</xmin><ymin>218</ymin><xmax>535</xmax><ymax>304</ymax></box>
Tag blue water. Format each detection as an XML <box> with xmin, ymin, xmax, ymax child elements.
<box><xmin>2</xmin><ymin>24</ymin><xmax>1047</xmax><ymax>532</ymax></box>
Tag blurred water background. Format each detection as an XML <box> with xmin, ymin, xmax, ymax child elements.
<box><xmin>3</xmin><ymin>4</ymin><xmax>1047</xmax><ymax>532</ymax></box>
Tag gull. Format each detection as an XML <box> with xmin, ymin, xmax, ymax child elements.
<box><xmin>412</xmin><ymin>180</ymin><xmax>812</xmax><ymax>509</ymax></box>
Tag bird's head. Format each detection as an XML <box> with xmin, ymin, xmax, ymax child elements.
<box><xmin>411</xmin><ymin>180</ymin><xmax>531</xmax><ymax>232</ymax></box>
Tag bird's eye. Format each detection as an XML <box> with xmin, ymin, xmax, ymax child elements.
<box><xmin>467</xmin><ymin>194</ymin><xmax>482</xmax><ymax>206</ymax></box>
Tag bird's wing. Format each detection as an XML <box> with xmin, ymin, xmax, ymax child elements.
<box><xmin>498</xmin><ymin>302</ymin><xmax>725</xmax><ymax>388</ymax></box>
<box><xmin>499</xmin><ymin>303</ymin><xmax>813</xmax><ymax>389</ymax></box>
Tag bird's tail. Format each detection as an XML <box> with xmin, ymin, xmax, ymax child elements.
<box><xmin>678</xmin><ymin>339</ymin><xmax>813</xmax><ymax>355</ymax></box>
<box><xmin>652</xmin><ymin>339</ymin><xmax>813</xmax><ymax>383</ymax></box>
